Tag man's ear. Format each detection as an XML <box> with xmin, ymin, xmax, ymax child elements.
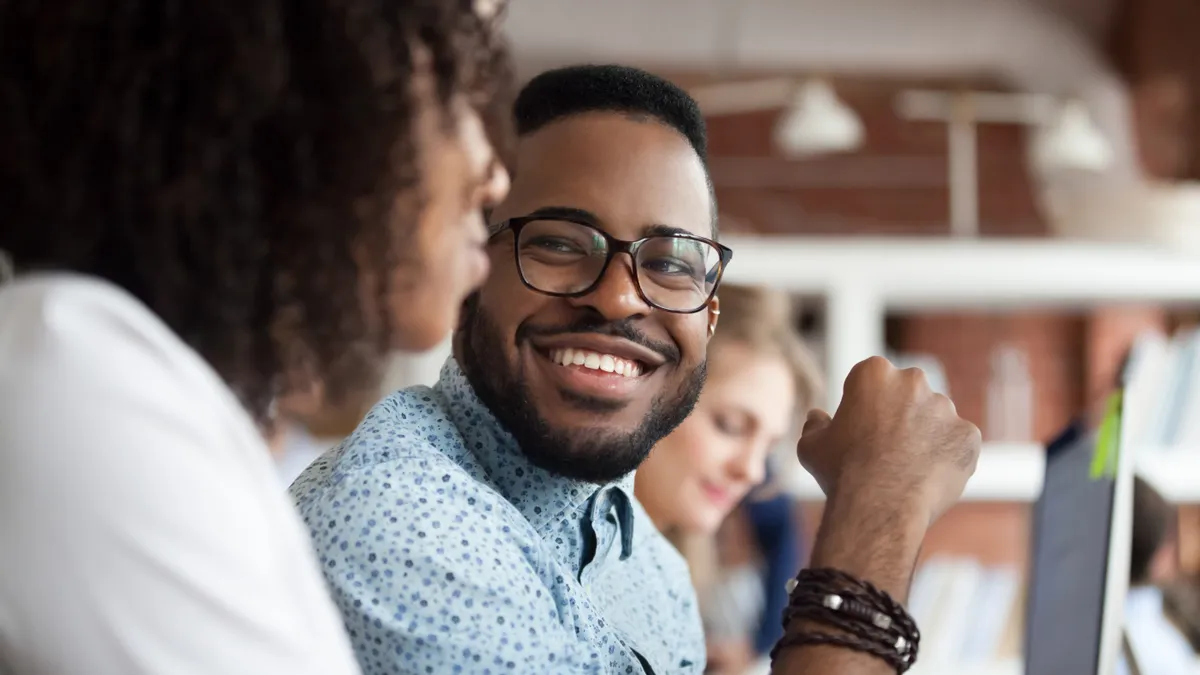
<box><xmin>707</xmin><ymin>295</ymin><xmax>720</xmax><ymax>339</ymax></box>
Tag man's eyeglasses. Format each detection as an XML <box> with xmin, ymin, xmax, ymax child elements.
<box><xmin>490</xmin><ymin>215</ymin><xmax>733</xmax><ymax>314</ymax></box>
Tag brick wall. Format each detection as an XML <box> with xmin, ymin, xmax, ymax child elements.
<box><xmin>800</xmin><ymin>502</ymin><xmax>1032</xmax><ymax>568</ymax></box>
<box><xmin>1110</xmin><ymin>0</ymin><xmax>1200</xmax><ymax>180</ymax></box>
<box><xmin>686</xmin><ymin>0</ymin><xmax>1200</xmax><ymax>438</ymax></box>
<box><xmin>891</xmin><ymin>312</ymin><xmax>1085</xmax><ymax>442</ymax></box>
<box><xmin>1109</xmin><ymin>0</ymin><xmax>1200</xmax><ymax>572</ymax></box>
<box><xmin>695</xmin><ymin>75</ymin><xmax>1168</xmax><ymax>569</ymax></box>
<box><xmin>707</xmin><ymin>82</ymin><xmax>1045</xmax><ymax>237</ymax></box>
<box><xmin>703</xmin><ymin>80</ymin><xmax>1085</xmax><ymax>442</ymax></box>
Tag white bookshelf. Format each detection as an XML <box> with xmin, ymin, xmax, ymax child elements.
<box><xmin>783</xmin><ymin>442</ymin><xmax>1200</xmax><ymax>503</ymax></box>
<box><xmin>722</xmin><ymin>235</ymin><xmax>1200</xmax><ymax>409</ymax></box>
<box><xmin>908</xmin><ymin>660</ymin><xmax>1022</xmax><ymax>675</ymax></box>
<box><xmin>725</xmin><ymin>236</ymin><xmax>1200</xmax><ymax>504</ymax></box>
<box><xmin>720</xmin><ymin>236</ymin><xmax>1200</xmax><ymax>308</ymax></box>
<box><xmin>1136</xmin><ymin>450</ymin><xmax>1200</xmax><ymax>504</ymax></box>
<box><xmin>784</xmin><ymin>443</ymin><xmax>1046</xmax><ymax>502</ymax></box>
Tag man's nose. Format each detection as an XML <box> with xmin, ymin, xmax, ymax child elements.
<box><xmin>566</xmin><ymin>255</ymin><xmax>652</xmax><ymax>321</ymax></box>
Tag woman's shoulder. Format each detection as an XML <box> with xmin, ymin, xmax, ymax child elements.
<box><xmin>0</xmin><ymin>273</ymin><xmax>198</xmax><ymax>371</ymax></box>
<box><xmin>0</xmin><ymin>273</ymin><xmax>259</xmax><ymax>456</ymax></box>
<box><xmin>0</xmin><ymin>276</ymin><xmax>363</xmax><ymax>675</ymax></box>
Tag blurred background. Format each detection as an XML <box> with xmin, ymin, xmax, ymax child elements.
<box><xmin>296</xmin><ymin>1</ymin><xmax>1200</xmax><ymax>673</ymax></box>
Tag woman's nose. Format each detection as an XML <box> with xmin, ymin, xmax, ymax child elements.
<box><xmin>726</xmin><ymin>441</ymin><xmax>767</xmax><ymax>487</ymax></box>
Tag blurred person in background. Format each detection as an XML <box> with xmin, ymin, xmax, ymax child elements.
<box><xmin>1162</xmin><ymin>575</ymin><xmax>1200</xmax><ymax>661</ymax></box>
<box><xmin>635</xmin><ymin>283</ymin><xmax>823</xmax><ymax>675</ymax></box>
<box><xmin>0</xmin><ymin>1</ymin><xmax>511</xmax><ymax>673</ymax></box>
<box><xmin>1130</xmin><ymin>475</ymin><xmax>1180</xmax><ymax>588</ymax></box>
<box><xmin>1118</xmin><ymin>476</ymin><xmax>1194</xmax><ymax>674</ymax></box>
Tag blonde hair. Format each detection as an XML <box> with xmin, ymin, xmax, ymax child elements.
<box><xmin>666</xmin><ymin>284</ymin><xmax>823</xmax><ymax>594</ymax></box>
<box><xmin>710</xmin><ymin>284</ymin><xmax>824</xmax><ymax>414</ymax></box>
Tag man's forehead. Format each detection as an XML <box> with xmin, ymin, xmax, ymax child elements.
<box><xmin>500</xmin><ymin>113</ymin><xmax>712</xmax><ymax>239</ymax></box>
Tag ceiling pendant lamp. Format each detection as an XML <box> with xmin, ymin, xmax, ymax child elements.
<box><xmin>1032</xmin><ymin>99</ymin><xmax>1113</xmax><ymax>173</ymax></box>
<box><xmin>773</xmin><ymin>79</ymin><xmax>865</xmax><ymax>158</ymax></box>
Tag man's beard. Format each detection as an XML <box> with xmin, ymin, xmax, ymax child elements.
<box><xmin>457</xmin><ymin>294</ymin><xmax>706</xmax><ymax>484</ymax></box>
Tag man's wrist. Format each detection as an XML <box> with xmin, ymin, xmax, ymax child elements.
<box><xmin>772</xmin><ymin>485</ymin><xmax>931</xmax><ymax>672</ymax></box>
<box><xmin>807</xmin><ymin>485</ymin><xmax>930</xmax><ymax>601</ymax></box>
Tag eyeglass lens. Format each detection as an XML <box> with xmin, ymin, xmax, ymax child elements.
<box><xmin>515</xmin><ymin>219</ymin><xmax>721</xmax><ymax>312</ymax></box>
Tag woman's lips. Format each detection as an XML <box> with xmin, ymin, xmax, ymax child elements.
<box><xmin>700</xmin><ymin>480</ymin><xmax>736</xmax><ymax>508</ymax></box>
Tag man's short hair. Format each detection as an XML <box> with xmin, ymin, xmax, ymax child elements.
<box><xmin>512</xmin><ymin>64</ymin><xmax>716</xmax><ymax>233</ymax></box>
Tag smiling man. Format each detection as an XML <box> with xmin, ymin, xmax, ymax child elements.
<box><xmin>293</xmin><ymin>62</ymin><xmax>989</xmax><ymax>675</ymax></box>
<box><xmin>291</xmin><ymin>64</ymin><xmax>725</xmax><ymax>674</ymax></box>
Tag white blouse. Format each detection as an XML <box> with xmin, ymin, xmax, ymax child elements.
<box><xmin>0</xmin><ymin>274</ymin><xmax>361</xmax><ymax>675</ymax></box>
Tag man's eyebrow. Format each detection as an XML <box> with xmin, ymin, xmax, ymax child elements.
<box><xmin>643</xmin><ymin>224</ymin><xmax>697</xmax><ymax>238</ymax></box>
<box><xmin>513</xmin><ymin>208</ymin><xmax>705</xmax><ymax>240</ymax></box>
<box><xmin>521</xmin><ymin>205</ymin><xmax>602</xmax><ymax>226</ymax></box>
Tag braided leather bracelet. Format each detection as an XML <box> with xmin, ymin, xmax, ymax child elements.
<box><xmin>770</xmin><ymin>568</ymin><xmax>921</xmax><ymax>673</ymax></box>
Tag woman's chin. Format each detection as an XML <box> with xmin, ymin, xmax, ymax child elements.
<box><xmin>680</xmin><ymin>502</ymin><xmax>729</xmax><ymax>536</ymax></box>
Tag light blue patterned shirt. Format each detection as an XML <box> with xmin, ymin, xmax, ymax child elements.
<box><xmin>290</xmin><ymin>359</ymin><xmax>705</xmax><ymax>674</ymax></box>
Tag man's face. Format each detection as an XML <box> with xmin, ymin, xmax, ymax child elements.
<box><xmin>457</xmin><ymin>111</ymin><xmax>717</xmax><ymax>483</ymax></box>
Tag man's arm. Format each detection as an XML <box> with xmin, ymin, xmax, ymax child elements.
<box><xmin>772</xmin><ymin>492</ymin><xmax>928</xmax><ymax>674</ymax></box>
<box><xmin>773</xmin><ymin>357</ymin><xmax>982</xmax><ymax>674</ymax></box>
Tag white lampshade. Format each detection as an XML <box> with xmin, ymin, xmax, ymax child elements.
<box><xmin>773</xmin><ymin>79</ymin><xmax>864</xmax><ymax>158</ymax></box>
<box><xmin>1032</xmin><ymin>100</ymin><xmax>1113</xmax><ymax>173</ymax></box>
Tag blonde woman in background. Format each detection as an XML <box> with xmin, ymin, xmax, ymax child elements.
<box><xmin>634</xmin><ymin>284</ymin><xmax>824</xmax><ymax>675</ymax></box>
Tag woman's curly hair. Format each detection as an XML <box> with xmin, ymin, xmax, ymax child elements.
<box><xmin>0</xmin><ymin>0</ymin><xmax>514</xmax><ymax>423</ymax></box>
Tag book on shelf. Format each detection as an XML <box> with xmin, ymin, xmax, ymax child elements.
<box><xmin>905</xmin><ymin>556</ymin><xmax>1024</xmax><ymax>674</ymax></box>
<box><xmin>1126</xmin><ymin>329</ymin><xmax>1200</xmax><ymax>451</ymax></box>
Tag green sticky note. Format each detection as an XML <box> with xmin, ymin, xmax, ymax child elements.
<box><xmin>1090</xmin><ymin>390</ymin><xmax>1123</xmax><ymax>480</ymax></box>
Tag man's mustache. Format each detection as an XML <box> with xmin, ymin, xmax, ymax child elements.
<box><xmin>518</xmin><ymin>316</ymin><xmax>680</xmax><ymax>364</ymax></box>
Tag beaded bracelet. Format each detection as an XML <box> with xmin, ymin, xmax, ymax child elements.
<box><xmin>770</xmin><ymin>568</ymin><xmax>921</xmax><ymax>673</ymax></box>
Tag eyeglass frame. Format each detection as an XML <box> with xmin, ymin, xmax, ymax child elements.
<box><xmin>489</xmin><ymin>214</ymin><xmax>734</xmax><ymax>315</ymax></box>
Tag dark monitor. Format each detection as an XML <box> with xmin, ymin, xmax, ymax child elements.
<box><xmin>1024</xmin><ymin>405</ymin><xmax>1136</xmax><ymax>675</ymax></box>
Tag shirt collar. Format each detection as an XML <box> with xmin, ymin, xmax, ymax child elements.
<box><xmin>434</xmin><ymin>357</ymin><xmax>637</xmax><ymax>550</ymax></box>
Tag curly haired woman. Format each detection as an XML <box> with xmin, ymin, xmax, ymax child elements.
<box><xmin>0</xmin><ymin>2</ymin><xmax>512</xmax><ymax>673</ymax></box>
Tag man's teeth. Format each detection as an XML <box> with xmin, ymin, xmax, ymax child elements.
<box><xmin>549</xmin><ymin>348</ymin><xmax>643</xmax><ymax>377</ymax></box>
